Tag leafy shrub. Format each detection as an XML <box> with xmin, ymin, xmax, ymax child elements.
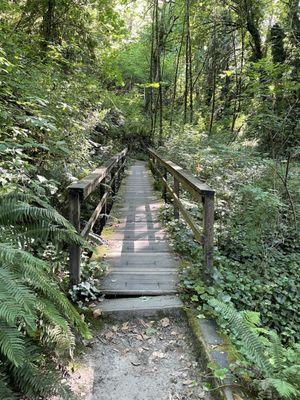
<box><xmin>209</xmin><ymin>299</ymin><xmax>300</xmax><ymax>399</ymax></box>
<box><xmin>161</xmin><ymin>131</ymin><xmax>299</xmax><ymax>344</ymax></box>
<box><xmin>70</xmin><ymin>258</ymin><xmax>107</xmax><ymax>307</ymax></box>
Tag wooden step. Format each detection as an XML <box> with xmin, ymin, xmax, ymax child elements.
<box><xmin>95</xmin><ymin>295</ymin><xmax>183</xmax><ymax>313</ymax></box>
<box><xmin>105</xmin><ymin>240</ymin><xmax>170</xmax><ymax>252</ymax></box>
<box><xmin>103</xmin><ymin>229</ymin><xmax>166</xmax><ymax>240</ymax></box>
<box><xmin>103</xmin><ymin>252</ymin><xmax>177</xmax><ymax>268</ymax></box>
<box><xmin>107</xmin><ymin>221</ymin><xmax>162</xmax><ymax>230</ymax></box>
<box><xmin>101</xmin><ymin>270</ymin><xmax>177</xmax><ymax>293</ymax></box>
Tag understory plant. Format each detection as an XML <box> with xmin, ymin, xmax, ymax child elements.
<box><xmin>161</xmin><ymin>133</ymin><xmax>300</xmax><ymax>344</ymax></box>
<box><xmin>0</xmin><ymin>192</ymin><xmax>91</xmax><ymax>399</ymax></box>
<box><xmin>209</xmin><ymin>299</ymin><xmax>300</xmax><ymax>400</ymax></box>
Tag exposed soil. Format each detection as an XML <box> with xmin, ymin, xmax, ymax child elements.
<box><xmin>64</xmin><ymin>315</ymin><xmax>212</xmax><ymax>400</ymax></box>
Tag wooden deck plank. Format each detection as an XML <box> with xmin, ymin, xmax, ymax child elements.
<box><xmin>96</xmin><ymin>295</ymin><xmax>182</xmax><ymax>313</ymax></box>
<box><xmin>98</xmin><ymin>161</ymin><xmax>179</xmax><ymax>296</ymax></box>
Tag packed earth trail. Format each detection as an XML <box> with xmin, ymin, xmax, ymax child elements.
<box><xmin>64</xmin><ymin>315</ymin><xmax>212</xmax><ymax>400</ymax></box>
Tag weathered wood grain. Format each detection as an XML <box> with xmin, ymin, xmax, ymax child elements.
<box><xmin>96</xmin><ymin>295</ymin><xmax>182</xmax><ymax>313</ymax></box>
<box><xmin>99</xmin><ymin>161</ymin><xmax>179</xmax><ymax>296</ymax></box>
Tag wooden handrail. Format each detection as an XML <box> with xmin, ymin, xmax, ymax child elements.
<box><xmin>68</xmin><ymin>148</ymin><xmax>128</xmax><ymax>286</ymax></box>
<box><xmin>68</xmin><ymin>148</ymin><xmax>128</xmax><ymax>200</ymax></box>
<box><xmin>147</xmin><ymin>148</ymin><xmax>214</xmax><ymax>284</ymax></box>
<box><xmin>148</xmin><ymin>148</ymin><xmax>214</xmax><ymax>198</ymax></box>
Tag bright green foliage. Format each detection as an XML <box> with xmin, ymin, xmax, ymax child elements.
<box><xmin>162</xmin><ymin>131</ymin><xmax>299</xmax><ymax>345</ymax></box>
<box><xmin>0</xmin><ymin>192</ymin><xmax>90</xmax><ymax>398</ymax></box>
<box><xmin>209</xmin><ymin>299</ymin><xmax>300</xmax><ymax>399</ymax></box>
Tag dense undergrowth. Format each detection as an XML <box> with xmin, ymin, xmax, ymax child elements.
<box><xmin>161</xmin><ymin>132</ymin><xmax>299</xmax><ymax>344</ymax></box>
<box><xmin>158</xmin><ymin>129</ymin><xmax>299</xmax><ymax>399</ymax></box>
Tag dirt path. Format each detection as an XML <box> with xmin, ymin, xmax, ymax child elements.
<box><xmin>67</xmin><ymin>315</ymin><xmax>212</xmax><ymax>400</ymax></box>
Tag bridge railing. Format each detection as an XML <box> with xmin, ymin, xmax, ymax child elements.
<box><xmin>148</xmin><ymin>148</ymin><xmax>214</xmax><ymax>284</ymax></box>
<box><xmin>68</xmin><ymin>148</ymin><xmax>128</xmax><ymax>285</ymax></box>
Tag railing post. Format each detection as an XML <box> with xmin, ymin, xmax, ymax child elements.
<box><xmin>111</xmin><ymin>166</ymin><xmax>116</xmax><ymax>196</ymax></box>
<box><xmin>162</xmin><ymin>167</ymin><xmax>167</xmax><ymax>202</ymax></box>
<box><xmin>116</xmin><ymin>159</ymin><xmax>120</xmax><ymax>191</ymax></box>
<box><xmin>174</xmin><ymin>177</ymin><xmax>179</xmax><ymax>219</ymax></box>
<box><xmin>121</xmin><ymin>155</ymin><xmax>125</xmax><ymax>174</ymax></box>
<box><xmin>150</xmin><ymin>155</ymin><xmax>155</xmax><ymax>175</ymax></box>
<box><xmin>69</xmin><ymin>190</ymin><xmax>81</xmax><ymax>286</ymax></box>
<box><xmin>100</xmin><ymin>178</ymin><xmax>107</xmax><ymax>229</ymax></box>
<box><xmin>202</xmin><ymin>193</ymin><xmax>214</xmax><ymax>285</ymax></box>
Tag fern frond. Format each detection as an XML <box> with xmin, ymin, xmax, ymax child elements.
<box><xmin>262</xmin><ymin>378</ymin><xmax>300</xmax><ymax>399</ymax></box>
<box><xmin>42</xmin><ymin>325</ymin><xmax>75</xmax><ymax>357</ymax></box>
<box><xmin>209</xmin><ymin>298</ymin><xmax>272</xmax><ymax>375</ymax></box>
<box><xmin>0</xmin><ymin>267</ymin><xmax>36</xmax><ymax>314</ymax></box>
<box><xmin>37</xmin><ymin>299</ymin><xmax>69</xmax><ymax>332</ymax></box>
<box><xmin>0</xmin><ymin>192</ymin><xmax>91</xmax><ymax>396</ymax></box>
<box><xmin>10</xmin><ymin>261</ymin><xmax>91</xmax><ymax>339</ymax></box>
<box><xmin>15</xmin><ymin>224</ymin><xmax>85</xmax><ymax>245</ymax></box>
<box><xmin>0</xmin><ymin>373</ymin><xmax>18</xmax><ymax>400</ymax></box>
<box><xmin>268</xmin><ymin>331</ymin><xmax>285</xmax><ymax>372</ymax></box>
<box><xmin>0</xmin><ymin>322</ymin><xmax>25</xmax><ymax>367</ymax></box>
<box><xmin>10</xmin><ymin>358</ymin><xmax>62</xmax><ymax>399</ymax></box>
<box><xmin>281</xmin><ymin>365</ymin><xmax>300</xmax><ymax>386</ymax></box>
<box><xmin>0</xmin><ymin>244</ymin><xmax>48</xmax><ymax>271</ymax></box>
<box><xmin>0</xmin><ymin>199</ymin><xmax>73</xmax><ymax>230</ymax></box>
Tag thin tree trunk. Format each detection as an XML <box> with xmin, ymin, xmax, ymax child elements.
<box><xmin>42</xmin><ymin>0</ymin><xmax>55</xmax><ymax>46</ymax></box>
<box><xmin>208</xmin><ymin>6</ymin><xmax>217</xmax><ymax>135</ymax></box>
<box><xmin>149</xmin><ymin>1</ymin><xmax>156</xmax><ymax>136</ymax></box>
<box><xmin>188</xmin><ymin>2</ymin><xmax>193</xmax><ymax>123</ymax></box>
<box><xmin>170</xmin><ymin>17</ymin><xmax>185</xmax><ymax>127</ymax></box>
<box><xmin>156</xmin><ymin>0</ymin><xmax>164</xmax><ymax>144</ymax></box>
<box><xmin>184</xmin><ymin>0</ymin><xmax>190</xmax><ymax>124</ymax></box>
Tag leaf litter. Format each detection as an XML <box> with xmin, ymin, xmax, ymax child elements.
<box><xmin>57</xmin><ymin>316</ymin><xmax>212</xmax><ymax>400</ymax></box>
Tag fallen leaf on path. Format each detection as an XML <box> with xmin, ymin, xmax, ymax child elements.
<box><xmin>150</xmin><ymin>351</ymin><xmax>167</xmax><ymax>360</ymax></box>
<box><xmin>104</xmin><ymin>331</ymin><xmax>114</xmax><ymax>341</ymax></box>
<box><xmin>160</xmin><ymin>317</ymin><xmax>170</xmax><ymax>327</ymax></box>
<box><xmin>121</xmin><ymin>322</ymin><xmax>130</xmax><ymax>332</ymax></box>
<box><xmin>92</xmin><ymin>309</ymin><xmax>102</xmax><ymax>318</ymax></box>
<box><xmin>183</xmin><ymin>379</ymin><xmax>194</xmax><ymax>386</ymax></box>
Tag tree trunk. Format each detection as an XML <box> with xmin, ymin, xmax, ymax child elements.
<box><xmin>42</xmin><ymin>0</ymin><xmax>55</xmax><ymax>46</ymax></box>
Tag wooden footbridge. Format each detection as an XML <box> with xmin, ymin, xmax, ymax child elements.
<box><xmin>68</xmin><ymin>148</ymin><xmax>214</xmax><ymax>311</ymax></box>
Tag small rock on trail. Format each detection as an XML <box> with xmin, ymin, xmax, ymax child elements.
<box><xmin>67</xmin><ymin>315</ymin><xmax>212</xmax><ymax>400</ymax></box>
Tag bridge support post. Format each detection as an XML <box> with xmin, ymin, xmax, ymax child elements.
<box><xmin>202</xmin><ymin>194</ymin><xmax>214</xmax><ymax>285</ymax></box>
<box><xmin>162</xmin><ymin>167</ymin><xmax>167</xmax><ymax>202</ymax></box>
<box><xmin>111</xmin><ymin>167</ymin><xmax>116</xmax><ymax>196</ymax></box>
<box><xmin>100</xmin><ymin>178</ymin><xmax>107</xmax><ymax>229</ymax></box>
<box><xmin>174</xmin><ymin>177</ymin><xmax>179</xmax><ymax>219</ymax></box>
<box><xmin>69</xmin><ymin>191</ymin><xmax>81</xmax><ymax>286</ymax></box>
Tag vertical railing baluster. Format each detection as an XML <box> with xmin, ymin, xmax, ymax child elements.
<box><xmin>202</xmin><ymin>193</ymin><xmax>214</xmax><ymax>284</ymax></box>
<box><xmin>69</xmin><ymin>190</ymin><xmax>81</xmax><ymax>286</ymax></box>
<box><xmin>174</xmin><ymin>177</ymin><xmax>179</xmax><ymax>219</ymax></box>
<box><xmin>100</xmin><ymin>178</ymin><xmax>107</xmax><ymax>229</ymax></box>
<box><xmin>162</xmin><ymin>167</ymin><xmax>167</xmax><ymax>202</ymax></box>
<box><xmin>111</xmin><ymin>166</ymin><xmax>116</xmax><ymax>196</ymax></box>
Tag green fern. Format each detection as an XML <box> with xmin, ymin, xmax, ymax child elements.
<box><xmin>0</xmin><ymin>191</ymin><xmax>91</xmax><ymax>398</ymax></box>
<box><xmin>209</xmin><ymin>298</ymin><xmax>272</xmax><ymax>374</ymax></box>
<box><xmin>261</xmin><ymin>378</ymin><xmax>300</xmax><ymax>399</ymax></box>
<box><xmin>0</xmin><ymin>374</ymin><xmax>18</xmax><ymax>400</ymax></box>
<box><xmin>209</xmin><ymin>298</ymin><xmax>300</xmax><ymax>399</ymax></box>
